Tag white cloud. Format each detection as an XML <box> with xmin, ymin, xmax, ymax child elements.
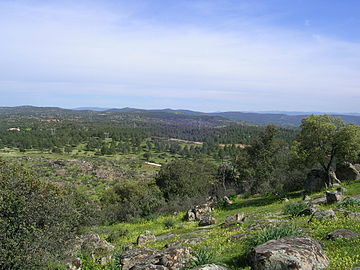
<box><xmin>0</xmin><ymin>1</ymin><xmax>359</xmax><ymax>112</ymax></box>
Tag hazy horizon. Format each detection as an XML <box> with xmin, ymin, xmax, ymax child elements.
<box><xmin>1</xmin><ymin>0</ymin><xmax>359</xmax><ymax>113</ymax></box>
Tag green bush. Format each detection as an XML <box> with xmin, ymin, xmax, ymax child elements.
<box><xmin>337</xmin><ymin>197</ymin><xmax>360</xmax><ymax>208</ymax></box>
<box><xmin>244</xmin><ymin>224</ymin><xmax>305</xmax><ymax>257</ymax></box>
<box><xmin>191</xmin><ymin>248</ymin><xmax>216</xmax><ymax>267</ymax></box>
<box><xmin>106</xmin><ymin>228</ymin><xmax>130</xmax><ymax>243</ymax></box>
<box><xmin>163</xmin><ymin>218</ymin><xmax>176</xmax><ymax>229</ymax></box>
<box><xmin>0</xmin><ymin>158</ymin><xmax>95</xmax><ymax>269</ymax></box>
<box><xmin>283</xmin><ymin>201</ymin><xmax>308</xmax><ymax>217</ymax></box>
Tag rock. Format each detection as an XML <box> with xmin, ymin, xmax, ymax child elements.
<box><xmin>303</xmin><ymin>195</ymin><xmax>311</xmax><ymax>201</ymax></box>
<box><xmin>326</xmin><ymin>191</ymin><xmax>343</xmax><ymax>204</ymax></box>
<box><xmin>344</xmin><ymin>211</ymin><xmax>360</xmax><ymax>219</ymax></box>
<box><xmin>252</xmin><ymin>236</ymin><xmax>329</xmax><ymax>270</ymax></box>
<box><xmin>80</xmin><ymin>233</ymin><xmax>115</xmax><ymax>265</ymax></box>
<box><xmin>120</xmin><ymin>246</ymin><xmax>194</xmax><ymax>270</ymax></box>
<box><xmin>283</xmin><ymin>198</ymin><xmax>289</xmax><ymax>202</ymax></box>
<box><xmin>336</xmin><ymin>186</ymin><xmax>347</xmax><ymax>193</ymax></box>
<box><xmin>336</xmin><ymin>162</ymin><xmax>360</xmax><ymax>182</ymax></box>
<box><xmin>198</xmin><ymin>216</ymin><xmax>216</xmax><ymax>226</ymax></box>
<box><xmin>120</xmin><ymin>248</ymin><xmax>157</xmax><ymax>270</ymax></box>
<box><xmin>310</xmin><ymin>209</ymin><xmax>336</xmax><ymax>221</ymax></box>
<box><xmin>298</xmin><ymin>207</ymin><xmax>317</xmax><ymax>216</ymax></box>
<box><xmin>65</xmin><ymin>258</ymin><xmax>81</xmax><ymax>270</ymax></box>
<box><xmin>221</xmin><ymin>212</ymin><xmax>245</xmax><ymax>228</ymax></box>
<box><xmin>309</xmin><ymin>197</ymin><xmax>327</xmax><ymax>206</ymax></box>
<box><xmin>324</xmin><ymin>229</ymin><xmax>359</xmax><ymax>240</ymax></box>
<box><xmin>223</xmin><ymin>196</ymin><xmax>233</xmax><ymax>206</ymax></box>
<box><xmin>192</xmin><ymin>264</ymin><xmax>229</xmax><ymax>270</ymax></box>
<box><xmin>186</xmin><ymin>204</ymin><xmax>213</xmax><ymax>221</ymax></box>
<box><xmin>165</xmin><ymin>236</ymin><xmax>206</xmax><ymax>248</ymax></box>
<box><xmin>228</xmin><ymin>232</ymin><xmax>247</xmax><ymax>242</ymax></box>
<box><xmin>304</xmin><ymin>169</ymin><xmax>328</xmax><ymax>192</ymax></box>
<box><xmin>137</xmin><ymin>231</ymin><xmax>156</xmax><ymax>246</ymax></box>
<box><xmin>156</xmin><ymin>233</ymin><xmax>176</xmax><ymax>241</ymax></box>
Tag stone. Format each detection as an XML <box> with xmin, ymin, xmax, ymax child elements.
<box><xmin>198</xmin><ymin>216</ymin><xmax>216</xmax><ymax>226</ymax></box>
<box><xmin>137</xmin><ymin>231</ymin><xmax>156</xmax><ymax>246</ymax></box>
<box><xmin>221</xmin><ymin>212</ymin><xmax>245</xmax><ymax>228</ymax></box>
<box><xmin>192</xmin><ymin>264</ymin><xmax>229</xmax><ymax>270</ymax></box>
<box><xmin>283</xmin><ymin>198</ymin><xmax>289</xmax><ymax>202</ymax></box>
<box><xmin>304</xmin><ymin>169</ymin><xmax>328</xmax><ymax>192</ymax></box>
<box><xmin>80</xmin><ymin>233</ymin><xmax>114</xmax><ymax>265</ymax></box>
<box><xmin>165</xmin><ymin>236</ymin><xmax>206</xmax><ymax>248</ymax></box>
<box><xmin>156</xmin><ymin>233</ymin><xmax>176</xmax><ymax>241</ymax></box>
<box><xmin>252</xmin><ymin>236</ymin><xmax>329</xmax><ymax>270</ymax></box>
<box><xmin>303</xmin><ymin>195</ymin><xmax>311</xmax><ymax>201</ymax></box>
<box><xmin>298</xmin><ymin>207</ymin><xmax>317</xmax><ymax>216</ymax></box>
<box><xmin>223</xmin><ymin>196</ymin><xmax>233</xmax><ymax>206</ymax></box>
<box><xmin>309</xmin><ymin>197</ymin><xmax>327</xmax><ymax>206</ymax></box>
<box><xmin>344</xmin><ymin>211</ymin><xmax>360</xmax><ymax>219</ymax></box>
<box><xmin>64</xmin><ymin>258</ymin><xmax>81</xmax><ymax>270</ymax></box>
<box><xmin>310</xmin><ymin>209</ymin><xmax>336</xmax><ymax>221</ymax></box>
<box><xmin>186</xmin><ymin>204</ymin><xmax>213</xmax><ymax>221</ymax></box>
<box><xmin>120</xmin><ymin>246</ymin><xmax>194</xmax><ymax>270</ymax></box>
<box><xmin>326</xmin><ymin>191</ymin><xmax>343</xmax><ymax>204</ymax></box>
<box><xmin>324</xmin><ymin>229</ymin><xmax>359</xmax><ymax>240</ymax></box>
<box><xmin>336</xmin><ymin>162</ymin><xmax>360</xmax><ymax>182</ymax></box>
<box><xmin>336</xmin><ymin>186</ymin><xmax>347</xmax><ymax>193</ymax></box>
<box><xmin>228</xmin><ymin>232</ymin><xmax>247</xmax><ymax>242</ymax></box>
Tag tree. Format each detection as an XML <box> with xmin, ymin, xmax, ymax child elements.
<box><xmin>292</xmin><ymin>115</ymin><xmax>360</xmax><ymax>187</ymax></box>
<box><xmin>235</xmin><ymin>125</ymin><xmax>289</xmax><ymax>195</ymax></box>
<box><xmin>0</xmin><ymin>158</ymin><xmax>96</xmax><ymax>269</ymax></box>
<box><xmin>155</xmin><ymin>159</ymin><xmax>217</xmax><ymax>202</ymax></box>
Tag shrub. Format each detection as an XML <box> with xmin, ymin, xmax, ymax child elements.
<box><xmin>337</xmin><ymin>197</ymin><xmax>360</xmax><ymax>208</ymax></box>
<box><xmin>106</xmin><ymin>228</ymin><xmax>130</xmax><ymax>243</ymax></box>
<box><xmin>163</xmin><ymin>218</ymin><xmax>176</xmax><ymax>229</ymax></box>
<box><xmin>283</xmin><ymin>201</ymin><xmax>308</xmax><ymax>217</ymax></box>
<box><xmin>244</xmin><ymin>224</ymin><xmax>305</xmax><ymax>257</ymax></box>
<box><xmin>191</xmin><ymin>248</ymin><xmax>216</xmax><ymax>267</ymax></box>
<box><xmin>0</xmin><ymin>158</ymin><xmax>94</xmax><ymax>269</ymax></box>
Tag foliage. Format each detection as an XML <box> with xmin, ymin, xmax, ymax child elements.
<box><xmin>291</xmin><ymin>115</ymin><xmax>360</xmax><ymax>186</ymax></box>
<box><xmin>235</xmin><ymin>125</ymin><xmax>290</xmax><ymax>195</ymax></box>
<box><xmin>0</xmin><ymin>158</ymin><xmax>94</xmax><ymax>269</ymax></box>
<box><xmin>283</xmin><ymin>201</ymin><xmax>308</xmax><ymax>217</ymax></box>
<box><xmin>101</xmin><ymin>179</ymin><xmax>164</xmax><ymax>223</ymax></box>
<box><xmin>163</xmin><ymin>218</ymin><xmax>176</xmax><ymax>229</ymax></box>
<box><xmin>191</xmin><ymin>248</ymin><xmax>216</xmax><ymax>267</ymax></box>
<box><xmin>155</xmin><ymin>159</ymin><xmax>217</xmax><ymax>202</ymax></box>
<box><xmin>244</xmin><ymin>224</ymin><xmax>305</xmax><ymax>257</ymax></box>
<box><xmin>337</xmin><ymin>197</ymin><xmax>360</xmax><ymax>209</ymax></box>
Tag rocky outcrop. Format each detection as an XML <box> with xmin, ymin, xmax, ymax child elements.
<box><xmin>79</xmin><ymin>233</ymin><xmax>115</xmax><ymax>265</ymax></box>
<box><xmin>221</xmin><ymin>212</ymin><xmax>245</xmax><ymax>228</ymax></box>
<box><xmin>304</xmin><ymin>169</ymin><xmax>328</xmax><ymax>192</ymax></box>
<box><xmin>223</xmin><ymin>196</ymin><xmax>233</xmax><ymax>206</ymax></box>
<box><xmin>326</xmin><ymin>191</ymin><xmax>343</xmax><ymax>204</ymax></box>
<box><xmin>309</xmin><ymin>209</ymin><xmax>336</xmax><ymax>221</ymax></box>
<box><xmin>137</xmin><ymin>231</ymin><xmax>156</xmax><ymax>246</ymax></box>
<box><xmin>192</xmin><ymin>264</ymin><xmax>229</xmax><ymax>270</ymax></box>
<box><xmin>251</xmin><ymin>236</ymin><xmax>329</xmax><ymax>270</ymax></box>
<box><xmin>199</xmin><ymin>216</ymin><xmax>216</xmax><ymax>226</ymax></box>
<box><xmin>324</xmin><ymin>229</ymin><xmax>359</xmax><ymax>240</ymax></box>
<box><xmin>64</xmin><ymin>258</ymin><xmax>81</xmax><ymax>270</ymax></box>
<box><xmin>120</xmin><ymin>246</ymin><xmax>194</xmax><ymax>270</ymax></box>
<box><xmin>186</xmin><ymin>204</ymin><xmax>213</xmax><ymax>221</ymax></box>
<box><xmin>309</xmin><ymin>197</ymin><xmax>327</xmax><ymax>206</ymax></box>
<box><xmin>336</xmin><ymin>162</ymin><xmax>360</xmax><ymax>182</ymax></box>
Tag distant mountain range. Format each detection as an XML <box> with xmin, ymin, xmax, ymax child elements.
<box><xmin>1</xmin><ymin>106</ymin><xmax>359</xmax><ymax>126</ymax></box>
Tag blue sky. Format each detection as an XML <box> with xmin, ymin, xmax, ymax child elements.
<box><xmin>0</xmin><ymin>0</ymin><xmax>359</xmax><ymax>112</ymax></box>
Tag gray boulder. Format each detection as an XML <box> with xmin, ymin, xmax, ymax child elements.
<box><xmin>192</xmin><ymin>264</ymin><xmax>229</xmax><ymax>270</ymax></box>
<box><xmin>221</xmin><ymin>212</ymin><xmax>245</xmax><ymax>228</ymax></box>
<box><xmin>137</xmin><ymin>231</ymin><xmax>156</xmax><ymax>246</ymax></box>
<box><xmin>336</xmin><ymin>162</ymin><xmax>360</xmax><ymax>182</ymax></box>
<box><xmin>326</xmin><ymin>191</ymin><xmax>343</xmax><ymax>204</ymax></box>
<box><xmin>252</xmin><ymin>236</ymin><xmax>329</xmax><ymax>270</ymax></box>
<box><xmin>186</xmin><ymin>204</ymin><xmax>213</xmax><ymax>221</ymax></box>
<box><xmin>309</xmin><ymin>197</ymin><xmax>327</xmax><ymax>206</ymax></box>
<box><xmin>310</xmin><ymin>209</ymin><xmax>336</xmax><ymax>221</ymax></box>
<box><xmin>64</xmin><ymin>258</ymin><xmax>81</xmax><ymax>270</ymax></box>
<box><xmin>199</xmin><ymin>216</ymin><xmax>216</xmax><ymax>226</ymax></box>
<box><xmin>223</xmin><ymin>196</ymin><xmax>233</xmax><ymax>206</ymax></box>
<box><xmin>80</xmin><ymin>233</ymin><xmax>115</xmax><ymax>265</ymax></box>
<box><xmin>121</xmin><ymin>246</ymin><xmax>194</xmax><ymax>270</ymax></box>
<box><xmin>325</xmin><ymin>229</ymin><xmax>359</xmax><ymax>240</ymax></box>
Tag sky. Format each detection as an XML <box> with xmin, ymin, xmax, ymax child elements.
<box><xmin>0</xmin><ymin>0</ymin><xmax>359</xmax><ymax>112</ymax></box>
